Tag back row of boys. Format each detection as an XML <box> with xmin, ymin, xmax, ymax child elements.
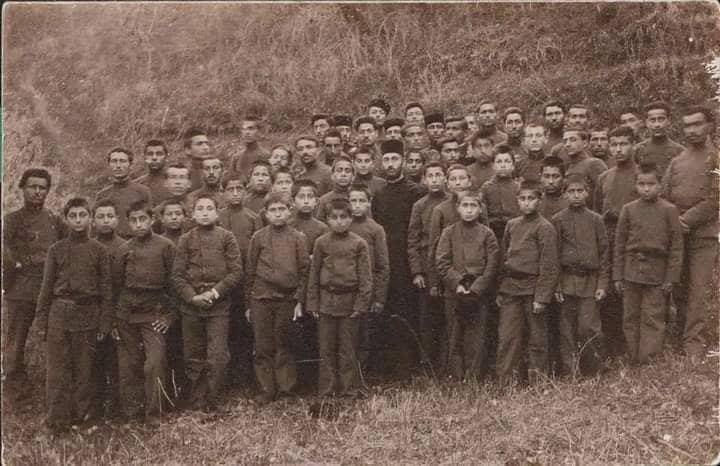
<box><xmin>3</xmin><ymin>99</ymin><xmax>717</xmax><ymax>430</ymax></box>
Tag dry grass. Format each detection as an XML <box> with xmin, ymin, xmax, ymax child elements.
<box><xmin>2</xmin><ymin>350</ymin><xmax>718</xmax><ymax>465</ymax></box>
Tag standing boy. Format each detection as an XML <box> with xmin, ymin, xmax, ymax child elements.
<box><xmin>517</xmin><ymin>122</ymin><xmax>548</xmax><ymax>183</ymax></box>
<box><xmin>634</xmin><ymin>101</ymin><xmax>684</xmax><ymax>175</ymax></box>
<box><xmin>244</xmin><ymin>161</ymin><xmax>273</xmax><ymax>214</ymax></box>
<box><xmin>467</xmin><ymin>129</ymin><xmax>496</xmax><ymax>189</ymax></box>
<box><xmin>294</xmin><ymin>136</ymin><xmax>333</xmax><ymax>196</ymax></box>
<box><xmin>435</xmin><ymin>190</ymin><xmax>500</xmax><ymax>381</ymax></box>
<box><xmin>316</xmin><ymin>156</ymin><xmax>355</xmax><ymax>222</ymax></box>
<box><xmin>35</xmin><ymin>198</ymin><xmax>113</xmax><ymax>432</ymax></box>
<box><xmin>481</xmin><ymin>145</ymin><xmax>520</xmax><ymax>243</ymax></box>
<box><xmin>246</xmin><ymin>192</ymin><xmax>310</xmax><ymax>404</ymax></box>
<box><xmin>172</xmin><ymin>196</ymin><xmax>243</xmax><ymax>410</ymax></box>
<box><xmin>352</xmin><ymin>147</ymin><xmax>387</xmax><ymax>198</ymax></box>
<box><xmin>496</xmin><ymin>181</ymin><xmax>559</xmax><ymax>386</ymax></box>
<box><xmin>614</xmin><ymin>164</ymin><xmax>683</xmax><ymax>364</ymax></box>
<box><xmin>135</xmin><ymin>139</ymin><xmax>173</xmax><ymax>205</ymax></box>
<box><xmin>539</xmin><ymin>156</ymin><xmax>569</xmax><ymax>219</ymax></box>
<box><xmin>290</xmin><ymin>180</ymin><xmax>329</xmax><ymax>253</ymax></box>
<box><xmin>186</xmin><ymin>156</ymin><xmax>226</xmax><ymax>211</ymax></box>
<box><xmin>307</xmin><ymin>199</ymin><xmax>373</xmax><ymax>397</ymax></box>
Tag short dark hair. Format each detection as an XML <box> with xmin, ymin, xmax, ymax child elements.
<box><xmin>494</xmin><ymin>143</ymin><xmax>513</xmax><ymax>157</ymax></box>
<box><xmin>127</xmin><ymin>200</ymin><xmax>153</xmax><ymax>218</ymax></box>
<box><xmin>159</xmin><ymin>199</ymin><xmax>187</xmax><ymax>216</ymax></box>
<box><xmin>446</xmin><ymin>163</ymin><xmax>469</xmax><ymax>177</ymax></box>
<box><xmin>250</xmin><ymin>160</ymin><xmax>272</xmax><ymax>175</ymax></box>
<box><xmin>608</xmin><ymin>125</ymin><xmax>636</xmax><ymax>143</ymax></box>
<box><xmin>619</xmin><ymin>106</ymin><xmax>640</xmax><ymax>117</ymax></box>
<box><xmin>354</xmin><ymin>116</ymin><xmax>376</xmax><ymax>131</ymax></box>
<box><xmin>271</xmin><ymin>166</ymin><xmax>294</xmax><ymax>183</ymax></box>
<box><xmin>503</xmin><ymin>107</ymin><xmax>525</xmax><ymax>122</ymax></box>
<box><xmin>144</xmin><ymin>139</ymin><xmax>168</xmax><ymax>155</ymax></box>
<box><xmin>263</xmin><ymin>191</ymin><xmax>293</xmax><ymax>208</ymax></box>
<box><xmin>222</xmin><ymin>174</ymin><xmax>247</xmax><ymax>188</ymax></box>
<box><xmin>165</xmin><ymin>162</ymin><xmax>190</xmax><ymax>179</ymax></box>
<box><xmin>193</xmin><ymin>195</ymin><xmax>218</xmax><ymax>209</ymax></box>
<box><xmin>328</xmin><ymin>198</ymin><xmax>352</xmax><ymax>216</ymax></box>
<box><xmin>348</xmin><ymin>184</ymin><xmax>372</xmax><ymax>200</ymax></box>
<box><xmin>19</xmin><ymin>168</ymin><xmax>52</xmax><ymax>189</ymax></box>
<box><xmin>637</xmin><ymin>162</ymin><xmax>662</xmax><ymax>181</ymax></box>
<box><xmin>518</xmin><ymin>180</ymin><xmax>542</xmax><ymax>197</ymax></box>
<box><xmin>682</xmin><ymin>105</ymin><xmax>715</xmax><ymax>124</ymax></box>
<box><xmin>331</xmin><ymin>156</ymin><xmax>354</xmax><ymax>171</ymax></box>
<box><xmin>183</xmin><ymin>127</ymin><xmax>207</xmax><ymax>148</ymax></box>
<box><xmin>438</xmin><ymin>136</ymin><xmax>461</xmax><ymax>149</ymax></box>
<box><xmin>92</xmin><ymin>199</ymin><xmax>117</xmax><ymax>216</ymax></box>
<box><xmin>424</xmin><ymin>161</ymin><xmax>445</xmax><ymax>175</ymax></box>
<box><xmin>541</xmin><ymin>155</ymin><xmax>566</xmax><ymax>177</ymax></box>
<box><xmin>63</xmin><ymin>197</ymin><xmax>91</xmax><ymax>217</ymax></box>
<box><xmin>563</xmin><ymin>173</ymin><xmax>590</xmax><ymax>191</ymax></box>
<box><xmin>563</xmin><ymin>125</ymin><xmax>589</xmax><ymax>140</ymax></box>
<box><xmin>405</xmin><ymin>102</ymin><xmax>424</xmax><ymax>113</ymax></box>
<box><xmin>469</xmin><ymin>128</ymin><xmax>495</xmax><ymax>148</ymax></box>
<box><xmin>455</xmin><ymin>189</ymin><xmax>482</xmax><ymax>205</ymax></box>
<box><xmin>292</xmin><ymin>179</ymin><xmax>319</xmax><ymax>198</ymax></box>
<box><xmin>311</xmin><ymin>113</ymin><xmax>330</xmax><ymax>125</ymax></box>
<box><xmin>352</xmin><ymin>144</ymin><xmax>377</xmax><ymax>160</ymax></box>
<box><xmin>477</xmin><ymin>99</ymin><xmax>497</xmax><ymax>111</ymax></box>
<box><xmin>294</xmin><ymin>135</ymin><xmax>319</xmax><ymax>148</ymax></box>
<box><xmin>543</xmin><ymin>99</ymin><xmax>565</xmax><ymax>115</ymax></box>
<box><xmin>107</xmin><ymin>147</ymin><xmax>134</xmax><ymax>163</ymax></box>
<box><xmin>405</xmin><ymin>150</ymin><xmax>427</xmax><ymax>163</ymax></box>
<box><xmin>643</xmin><ymin>100</ymin><xmax>671</xmax><ymax>116</ymax></box>
<box><xmin>324</xmin><ymin>128</ymin><xmax>342</xmax><ymax>140</ymax></box>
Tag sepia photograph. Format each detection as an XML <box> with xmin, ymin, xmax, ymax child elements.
<box><xmin>2</xmin><ymin>1</ymin><xmax>719</xmax><ymax>464</ymax></box>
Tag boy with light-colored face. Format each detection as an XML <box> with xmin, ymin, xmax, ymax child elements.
<box><xmin>128</xmin><ymin>206</ymin><xmax>153</xmax><ymax>239</ymax></box>
<box><xmin>564</xmin><ymin>177</ymin><xmax>590</xmax><ymax>209</ymax></box>
<box><xmin>353</xmin><ymin>150</ymin><xmax>374</xmax><ymax>178</ymax></box>
<box><xmin>563</xmin><ymin>128</ymin><xmax>588</xmax><ymax>159</ymax></box>
<box><xmin>404</xmin><ymin>151</ymin><xmax>425</xmax><ymax>182</ymax></box>
<box><xmin>268</xmin><ymin>145</ymin><xmax>292</xmax><ymax>172</ymax></box>
<box><xmin>109</xmin><ymin>150</ymin><xmax>132</xmax><ymax>182</ymax></box>
<box><xmin>446</xmin><ymin>165</ymin><xmax>472</xmax><ymax>196</ymax></box>
<box><xmin>424</xmin><ymin>163</ymin><xmax>446</xmax><ymax>194</ymax></box>
<box><xmin>440</xmin><ymin>138</ymin><xmax>462</xmax><ymax>165</ymax></box>
<box><xmin>405</xmin><ymin>103</ymin><xmax>425</xmax><ymax>126</ymax></box>
<box><xmin>94</xmin><ymin>204</ymin><xmax>119</xmax><ymax>237</ymax></box>
<box><xmin>465</xmin><ymin>115</ymin><xmax>479</xmax><ymax>134</ymax></box>
<box><xmin>523</xmin><ymin>124</ymin><xmax>548</xmax><ymax>154</ymax></box>
<box><xmin>294</xmin><ymin>183</ymin><xmax>318</xmax><ymax>216</ymax></box>
<box><xmin>493</xmin><ymin>151</ymin><xmax>515</xmax><ymax>178</ymax></box>
<box><xmin>165</xmin><ymin>164</ymin><xmax>192</xmax><ymax>197</ymax></box>
<box><xmin>265</xmin><ymin>197</ymin><xmax>293</xmax><ymax>228</ymax></box>
<box><xmin>193</xmin><ymin>197</ymin><xmax>219</xmax><ymax>227</ymax></box>
<box><xmin>271</xmin><ymin>169</ymin><xmax>294</xmax><ymax>197</ymax></box>
<box><xmin>331</xmin><ymin>158</ymin><xmax>354</xmax><ymax>190</ymax></box>
<box><xmin>161</xmin><ymin>201</ymin><xmax>187</xmax><ymax>236</ymax></box>
<box><xmin>201</xmin><ymin>157</ymin><xmax>223</xmax><ymax>189</ymax></box>
<box><xmin>403</xmin><ymin>124</ymin><xmax>427</xmax><ymax>151</ymax></box>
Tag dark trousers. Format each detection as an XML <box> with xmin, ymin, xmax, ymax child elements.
<box><xmin>418</xmin><ymin>289</ymin><xmax>446</xmax><ymax>375</ymax></box>
<box><xmin>622</xmin><ymin>281</ymin><xmax>666</xmax><ymax>364</ymax></box>
<box><xmin>317</xmin><ymin>314</ymin><xmax>361</xmax><ymax>397</ymax></box>
<box><xmin>2</xmin><ymin>299</ymin><xmax>36</xmax><ymax>384</ymax></box>
<box><xmin>228</xmin><ymin>288</ymin><xmax>254</xmax><ymax>388</ymax></box>
<box><xmin>92</xmin><ymin>336</ymin><xmax>120</xmax><ymax>418</ymax></box>
<box><xmin>46</xmin><ymin>327</ymin><xmax>96</xmax><ymax>429</ymax></box>
<box><xmin>602</xmin><ymin>221</ymin><xmax>625</xmax><ymax>356</ymax></box>
<box><xmin>558</xmin><ymin>296</ymin><xmax>603</xmax><ymax>375</ymax></box>
<box><xmin>166</xmin><ymin>320</ymin><xmax>186</xmax><ymax>400</ymax></box>
<box><xmin>496</xmin><ymin>294</ymin><xmax>548</xmax><ymax>386</ymax></box>
<box><xmin>116</xmin><ymin>321</ymin><xmax>168</xmax><ymax>417</ymax></box>
<box><xmin>182</xmin><ymin>313</ymin><xmax>230</xmax><ymax>407</ymax></box>
<box><xmin>445</xmin><ymin>296</ymin><xmax>489</xmax><ymax>380</ymax></box>
<box><xmin>251</xmin><ymin>299</ymin><xmax>297</xmax><ymax>398</ymax></box>
<box><xmin>374</xmin><ymin>286</ymin><xmax>419</xmax><ymax>380</ymax></box>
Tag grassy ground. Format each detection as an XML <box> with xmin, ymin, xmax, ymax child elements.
<box><xmin>2</xmin><ymin>349</ymin><xmax>718</xmax><ymax>465</ymax></box>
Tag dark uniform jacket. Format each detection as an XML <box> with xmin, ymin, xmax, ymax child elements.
<box><xmin>290</xmin><ymin>213</ymin><xmax>329</xmax><ymax>254</ymax></box>
<box><xmin>435</xmin><ymin>222</ymin><xmax>500</xmax><ymax>296</ymax></box>
<box><xmin>354</xmin><ymin>174</ymin><xmax>387</xmax><ymax>198</ymax></box>
<box><xmin>613</xmin><ymin>198</ymin><xmax>683</xmax><ymax>285</ymax></box>
<box><xmin>539</xmin><ymin>193</ymin><xmax>569</xmax><ymax>220</ymax></box>
<box><xmin>349</xmin><ymin>215</ymin><xmax>390</xmax><ymax>305</ymax></box>
<box><xmin>594</xmin><ymin>162</ymin><xmax>638</xmax><ymax>222</ymax></box>
<box><xmin>187</xmin><ymin>184</ymin><xmax>226</xmax><ymax>211</ymax></box>
<box><xmin>3</xmin><ymin>206</ymin><xmax>66</xmax><ymax>301</ymax></box>
<box><xmin>315</xmin><ymin>188</ymin><xmax>349</xmax><ymax>223</ymax></box>
<box><xmin>218</xmin><ymin>205</ymin><xmax>263</xmax><ymax>264</ymax></box>
<box><xmin>480</xmin><ymin>175</ymin><xmax>521</xmax><ymax>227</ymax></box>
<box><xmin>95</xmin><ymin>179</ymin><xmax>153</xmax><ymax>238</ymax></box>
<box><xmin>172</xmin><ymin>225</ymin><xmax>243</xmax><ymax>316</ymax></box>
<box><xmin>467</xmin><ymin>162</ymin><xmax>495</xmax><ymax>190</ymax></box>
<box><xmin>634</xmin><ymin>137</ymin><xmax>684</xmax><ymax>176</ymax></box>
<box><xmin>243</xmin><ymin>190</ymin><xmax>269</xmax><ymax>215</ymax></box>
<box><xmin>499</xmin><ymin>212</ymin><xmax>559</xmax><ymax>303</ymax></box>
<box><xmin>35</xmin><ymin>231</ymin><xmax>113</xmax><ymax>332</ymax></box>
<box><xmin>306</xmin><ymin>231</ymin><xmax>373</xmax><ymax>317</ymax></box>
<box><xmin>134</xmin><ymin>171</ymin><xmax>172</xmax><ymax>206</ymax></box>
<box><xmin>295</xmin><ymin>161</ymin><xmax>333</xmax><ymax>196</ymax></box>
<box><xmin>113</xmin><ymin>233</ymin><xmax>176</xmax><ymax>323</ymax></box>
<box><xmin>408</xmin><ymin>191</ymin><xmax>449</xmax><ymax>277</ymax></box>
<box><xmin>515</xmin><ymin>151</ymin><xmax>545</xmax><ymax>183</ymax></box>
<box><xmin>229</xmin><ymin>142</ymin><xmax>269</xmax><ymax>182</ymax></box>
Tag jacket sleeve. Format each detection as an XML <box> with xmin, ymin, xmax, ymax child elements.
<box><xmin>612</xmin><ymin>206</ymin><xmax>630</xmax><ymax>281</ymax></box>
<box><xmin>294</xmin><ymin>232</ymin><xmax>311</xmax><ymax>305</ymax></box>
<box><xmin>550</xmin><ymin>214</ymin><xmax>564</xmax><ymax>292</ymax></box>
<box><xmin>470</xmin><ymin>229</ymin><xmax>500</xmax><ymax>296</ymax></box>
<box><xmin>661</xmin><ymin>160</ymin><xmax>674</xmax><ymax>200</ymax></box>
<box><xmin>594</xmin><ymin>214</ymin><xmax>610</xmax><ymax>291</ymax></box>
<box><xmin>354</xmin><ymin>240</ymin><xmax>374</xmax><ymax>314</ymax></box>
<box><xmin>110</xmin><ymin>245</ymin><xmax>126</xmax><ymax>310</ymax></box>
<box><xmin>435</xmin><ymin>226</ymin><xmax>462</xmax><ymax>290</ymax></box>
<box><xmin>534</xmin><ymin>222</ymin><xmax>559</xmax><ymax>304</ymax></box>
<box><xmin>162</xmin><ymin>242</ymin><xmax>178</xmax><ymax>323</ymax></box>
<box><xmin>98</xmin><ymin>246</ymin><xmax>114</xmax><ymax>334</ymax></box>
<box><xmin>373</xmin><ymin>226</ymin><xmax>390</xmax><ymax>305</ymax></box>
<box><xmin>680</xmin><ymin>156</ymin><xmax>719</xmax><ymax>229</ymax></box>
<box><xmin>305</xmin><ymin>239</ymin><xmax>323</xmax><ymax>313</ymax></box>
<box><xmin>427</xmin><ymin>207</ymin><xmax>444</xmax><ymax>289</ymax></box>
<box><xmin>245</xmin><ymin>231</ymin><xmax>261</xmax><ymax>310</ymax></box>
<box><xmin>407</xmin><ymin>200</ymin><xmax>425</xmax><ymax>277</ymax></box>
<box><xmin>214</xmin><ymin>231</ymin><xmax>243</xmax><ymax>298</ymax></box>
<box><xmin>665</xmin><ymin>205</ymin><xmax>685</xmax><ymax>284</ymax></box>
<box><xmin>34</xmin><ymin>245</ymin><xmax>58</xmax><ymax>333</ymax></box>
<box><xmin>171</xmin><ymin>235</ymin><xmax>197</xmax><ymax>304</ymax></box>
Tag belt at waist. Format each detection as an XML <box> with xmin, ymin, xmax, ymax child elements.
<box><xmin>561</xmin><ymin>265</ymin><xmax>596</xmax><ymax>276</ymax></box>
<box><xmin>195</xmin><ymin>283</ymin><xmax>216</xmax><ymax>293</ymax></box>
<box><xmin>320</xmin><ymin>284</ymin><xmax>358</xmax><ymax>294</ymax></box>
<box><xmin>55</xmin><ymin>295</ymin><xmax>100</xmax><ymax>306</ymax></box>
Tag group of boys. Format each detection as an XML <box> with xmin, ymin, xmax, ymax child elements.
<box><xmin>2</xmin><ymin>97</ymin><xmax>718</xmax><ymax>433</ymax></box>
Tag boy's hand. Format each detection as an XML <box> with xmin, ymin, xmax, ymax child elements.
<box><xmin>413</xmin><ymin>274</ymin><xmax>426</xmax><ymax>289</ymax></box>
<box><xmin>349</xmin><ymin>311</ymin><xmax>362</xmax><ymax>319</ymax></box>
<box><xmin>429</xmin><ymin>287</ymin><xmax>440</xmax><ymax>297</ymax></box>
<box><xmin>96</xmin><ymin>331</ymin><xmax>106</xmax><ymax>342</ymax></box>
<box><xmin>371</xmin><ymin>302</ymin><xmax>384</xmax><ymax>314</ymax></box>
<box><xmin>293</xmin><ymin>303</ymin><xmax>303</xmax><ymax>320</ymax></box>
<box><xmin>495</xmin><ymin>296</ymin><xmax>503</xmax><ymax>307</ymax></box>
<box><xmin>554</xmin><ymin>291</ymin><xmax>565</xmax><ymax>303</ymax></box>
<box><xmin>532</xmin><ymin>302</ymin><xmax>546</xmax><ymax>314</ymax></box>
<box><xmin>309</xmin><ymin>310</ymin><xmax>319</xmax><ymax>319</ymax></box>
<box><xmin>661</xmin><ymin>282</ymin><xmax>674</xmax><ymax>294</ymax></box>
<box><xmin>678</xmin><ymin>217</ymin><xmax>690</xmax><ymax>234</ymax></box>
<box><xmin>191</xmin><ymin>294</ymin><xmax>213</xmax><ymax>309</ymax></box>
<box><xmin>245</xmin><ymin>308</ymin><xmax>252</xmax><ymax>323</ymax></box>
<box><xmin>110</xmin><ymin>328</ymin><xmax>121</xmax><ymax>341</ymax></box>
<box><xmin>614</xmin><ymin>281</ymin><xmax>624</xmax><ymax>294</ymax></box>
<box><xmin>456</xmin><ymin>284</ymin><xmax>470</xmax><ymax>295</ymax></box>
<box><xmin>594</xmin><ymin>289</ymin><xmax>606</xmax><ymax>301</ymax></box>
<box><xmin>152</xmin><ymin>318</ymin><xmax>170</xmax><ymax>334</ymax></box>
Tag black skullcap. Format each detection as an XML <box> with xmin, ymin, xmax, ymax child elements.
<box><xmin>311</xmin><ymin>113</ymin><xmax>330</xmax><ymax>125</ymax></box>
<box><xmin>425</xmin><ymin>111</ymin><xmax>445</xmax><ymax>125</ymax></box>
<box><xmin>332</xmin><ymin>115</ymin><xmax>352</xmax><ymax>127</ymax></box>
<box><xmin>368</xmin><ymin>98</ymin><xmax>391</xmax><ymax>114</ymax></box>
<box><xmin>380</xmin><ymin>139</ymin><xmax>404</xmax><ymax>155</ymax></box>
<box><xmin>354</xmin><ymin>115</ymin><xmax>377</xmax><ymax>131</ymax></box>
<box><xmin>383</xmin><ymin>118</ymin><xmax>405</xmax><ymax>130</ymax></box>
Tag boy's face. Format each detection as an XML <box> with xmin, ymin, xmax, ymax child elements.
<box><xmin>368</xmin><ymin>106</ymin><xmax>387</xmax><ymax>125</ymax></box>
<box><xmin>165</xmin><ymin>167</ymin><xmax>191</xmax><ymax>196</ymax></box>
<box><xmin>225</xmin><ymin>180</ymin><xmax>246</xmax><ymax>206</ymax></box>
<box><xmin>504</xmin><ymin>113</ymin><xmax>524</xmax><ymax>139</ymax></box>
<box><xmin>447</xmin><ymin>168</ymin><xmax>471</xmax><ymax>193</ymax></box>
<box><xmin>465</xmin><ymin>115</ymin><xmax>478</xmax><ymax>133</ymax></box>
<box><xmin>348</xmin><ymin>190</ymin><xmax>371</xmax><ymax>217</ymax></box>
<box><xmin>564</xmin><ymin>182</ymin><xmax>589</xmax><ymax>208</ymax></box>
<box><xmin>568</xmin><ymin>107</ymin><xmax>589</xmax><ymax>127</ymax></box>
<box><xmin>404</xmin><ymin>125</ymin><xmax>426</xmax><ymax>150</ymax></box>
<box><xmin>609</xmin><ymin>135</ymin><xmax>633</xmax><ymax>163</ymax></box>
<box><xmin>424</xmin><ymin>166</ymin><xmax>446</xmax><ymax>192</ymax></box>
<box><xmin>381</xmin><ymin>152</ymin><xmax>403</xmax><ymax>178</ymax></box>
<box><xmin>385</xmin><ymin>126</ymin><xmax>403</xmax><ymax>141</ymax></box>
<box><xmin>357</xmin><ymin>123</ymin><xmax>378</xmax><ymax>145</ymax></box>
<box><xmin>405</xmin><ymin>152</ymin><xmax>424</xmax><ymax>177</ymax></box>
<box><xmin>193</xmin><ymin>198</ymin><xmax>219</xmax><ymax>226</ymax></box>
<box><xmin>324</xmin><ymin>136</ymin><xmax>343</xmax><ymax>157</ymax></box>
<box><xmin>493</xmin><ymin>153</ymin><xmax>515</xmax><ymax>178</ymax></box>
<box><xmin>296</xmin><ymin>139</ymin><xmax>319</xmax><ymax>165</ymax></box>
<box><xmin>589</xmin><ymin>131</ymin><xmax>609</xmax><ymax>157</ymax></box>
<box><xmin>472</xmin><ymin>138</ymin><xmax>494</xmax><ymax>163</ymax></box>
<box><xmin>682</xmin><ymin>112</ymin><xmax>710</xmax><ymax>146</ymax></box>
<box><xmin>108</xmin><ymin>151</ymin><xmax>131</xmax><ymax>180</ymax></box>
<box><xmin>477</xmin><ymin>104</ymin><xmax>497</xmax><ymax>127</ymax></box>
<box><xmin>332</xmin><ymin>161</ymin><xmax>354</xmax><ymax>188</ymax></box>
<box><xmin>241</xmin><ymin>120</ymin><xmax>259</xmax><ymax>143</ymax></box>
<box><xmin>250</xmin><ymin>166</ymin><xmax>271</xmax><ymax>192</ymax></box>
<box><xmin>266</xmin><ymin>201</ymin><xmax>292</xmax><ymax>227</ymax></box>
<box><xmin>405</xmin><ymin>107</ymin><xmax>425</xmax><ymax>125</ymax></box>
<box><xmin>128</xmin><ymin>210</ymin><xmax>152</xmax><ymax>238</ymax></box>
<box><xmin>620</xmin><ymin>112</ymin><xmax>642</xmax><ymax>134</ymax></box>
<box><xmin>336</xmin><ymin>126</ymin><xmax>352</xmax><ymax>143</ymax></box>
<box><xmin>22</xmin><ymin>176</ymin><xmax>50</xmax><ymax>207</ymax></box>
<box><xmin>162</xmin><ymin>204</ymin><xmax>186</xmax><ymax>231</ymax></box>
<box><xmin>353</xmin><ymin>152</ymin><xmax>374</xmax><ymax>176</ymax></box>
<box><xmin>269</xmin><ymin>149</ymin><xmax>290</xmax><ymax>170</ymax></box>
<box><xmin>93</xmin><ymin>206</ymin><xmax>118</xmax><ymax>235</ymax></box>
<box><xmin>646</xmin><ymin>109</ymin><xmax>670</xmax><ymax>138</ymax></box>
<box><xmin>202</xmin><ymin>158</ymin><xmax>223</xmax><ymax>186</ymax></box>
<box><xmin>66</xmin><ymin>206</ymin><xmax>91</xmax><ymax>233</ymax></box>
<box><xmin>445</xmin><ymin>121</ymin><xmax>465</xmax><ymax>140</ymax></box>
<box><xmin>635</xmin><ymin>173</ymin><xmax>661</xmax><ymax>201</ymax></box>
<box><xmin>327</xmin><ymin>208</ymin><xmax>352</xmax><ymax>233</ymax></box>
<box><xmin>313</xmin><ymin>119</ymin><xmax>330</xmax><ymax>139</ymax></box>
<box><xmin>144</xmin><ymin>145</ymin><xmax>167</xmax><ymax>172</ymax></box>
<box><xmin>517</xmin><ymin>189</ymin><xmax>540</xmax><ymax>215</ymax></box>
<box><xmin>427</xmin><ymin>122</ymin><xmax>445</xmax><ymax>141</ymax></box>
<box><xmin>186</xmin><ymin>135</ymin><xmax>211</xmax><ymax>158</ymax></box>
<box><xmin>540</xmin><ymin>166</ymin><xmax>563</xmax><ymax>194</ymax></box>
<box><xmin>272</xmin><ymin>173</ymin><xmax>294</xmax><ymax>196</ymax></box>
<box><xmin>457</xmin><ymin>196</ymin><xmax>482</xmax><ymax>222</ymax></box>
<box><xmin>294</xmin><ymin>186</ymin><xmax>317</xmax><ymax>214</ymax></box>
<box><xmin>563</xmin><ymin>131</ymin><xmax>587</xmax><ymax>157</ymax></box>
<box><xmin>523</xmin><ymin>125</ymin><xmax>547</xmax><ymax>153</ymax></box>
<box><xmin>440</xmin><ymin>141</ymin><xmax>461</xmax><ymax>164</ymax></box>
<box><xmin>544</xmin><ymin>105</ymin><xmax>565</xmax><ymax>130</ymax></box>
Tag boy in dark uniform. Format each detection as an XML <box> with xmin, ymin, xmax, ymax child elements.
<box><xmin>503</xmin><ymin>107</ymin><xmax>527</xmax><ymax>163</ymax></box>
<box><xmin>186</xmin><ymin>156</ymin><xmax>226</xmax><ymax>211</ymax></box>
<box><xmin>307</xmin><ymin>198</ymin><xmax>373</xmax><ymax>397</ymax></box>
<box><xmin>290</xmin><ymin>180</ymin><xmax>329</xmax><ymax>253</ymax></box>
<box><xmin>244</xmin><ymin>161</ymin><xmax>273</xmax><ymax>214</ymax></box>
<box><xmin>425</xmin><ymin>111</ymin><xmax>446</xmax><ymax>149</ymax></box>
<box><xmin>312</xmin><ymin>114</ymin><xmax>332</xmax><ymax>141</ymax></box>
<box><xmin>542</xmin><ymin>99</ymin><xmax>566</xmax><ymax>150</ymax></box>
<box><xmin>517</xmin><ymin>122</ymin><xmax>548</xmax><ymax>183</ymax></box>
<box><xmin>294</xmin><ymin>136</ymin><xmax>333</xmax><ymax>196</ymax></box>
<box><xmin>3</xmin><ymin>168</ymin><xmax>66</xmax><ymax>407</ymax></box>
<box><xmin>35</xmin><ymin>198</ymin><xmax>113</xmax><ymax>432</ymax></box>
<box><xmin>352</xmin><ymin>147</ymin><xmax>387</xmax><ymax>197</ymax></box>
<box><xmin>539</xmin><ymin>156</ymin><xmax>568</xmax><ymax>220</ymax></box>
<box><xmin>634</xmin><ymin>101</ymin><xmax>684</xmax><ymax>175</ymax></box>
<box><xmin>229</xmin><ymin>116</ymin><xmax>269</xmax><ymax>181</ymax></box>
<box><xmin>467</xmin><ymin>129</ymin><xmax>496</xmax><ymax>189</ymax></box>
<box><xmin>160</xmin><ymin>199</ymin><xmax>190</xmax><ymax>245</ymax></box>
<box><xmin>480</xmin><ymin>145</ymin><xmax>520</xmax><ymax>243</ymax></box>
<box><xmin>134</xmin><ymin>139</ymin><xmax>173</xmax><ymax>206</ymax></box>
<box><xmin>182</xmin><ymin>128</ymin><xmax>213</xmax><ymax>191</ymax></box>
<box><xmin>316</xmin><ymin>157</ymin><xmax>354</xmax><ymax>222</ymax></box>
<box><xmin>476</xmin><ymin>100</ymin><xmax>508</xmax><ymax>145</ymax></box>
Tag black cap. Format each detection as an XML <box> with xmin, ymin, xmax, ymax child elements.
<box><xmin>383</xmin><ymin>118</ymin><xmax>405</xmax><ymax>130</ymax></box>
<box><xmin>354</xmin><ymin>115</ymin><xmax>377</xmax><ymax>131</ymax></box>
<box><xmin>425</xmin><ymin>111</ymin><xmax>445</xmax><ymax>125</ymax></box>
<box><xmin>381</xmin><ymin>139</ymin><xmax>404</xmax><ymax>155</ymax></box>
<box><xmin>368</xmin><ymin>98</ymin><xmax>391</xmax><ymax>114</ymax></box>
<box><xmin>311</xmin><ymin>113</ymin><xmax>330</xmax><ymax>125</ymax></box>
<box><xmin>332</xmin><ymin>115</ymin><xmax>352</xmax><ymax>127</ymax></box>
